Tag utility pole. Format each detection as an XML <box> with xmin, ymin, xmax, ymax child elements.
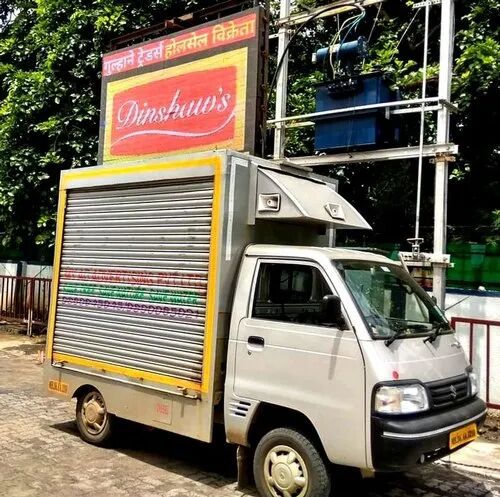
<box><xmin>433</xmin><ymin>0</ymin><xmax>455</xmax><ymax>308</ymax></box>
<box><xmin>273</xmin><ymin>0</ymin><xmax>290</xmax><ymax>159</ymax></box>
<box><xmin>271</xmin><ymin>0</ymin><xmax>456</xmax><ymax>309</ymax></box>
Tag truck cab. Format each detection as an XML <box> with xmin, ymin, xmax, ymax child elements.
<box><xmin>225</xmin><ymin>245</ymin><xmax>486</xmax><ymax>497</ymax></box>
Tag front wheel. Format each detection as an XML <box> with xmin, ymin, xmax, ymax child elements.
<box><xmin>76</xmin><ymin>389</ymin><xmax>114</xmax><ymax>446</ymax></box>
<box><xmin>253</xmin><ymin>428</ymin><xmax>331</xmax><ymax>497</ymax></box>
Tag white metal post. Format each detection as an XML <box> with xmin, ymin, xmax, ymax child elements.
<box><xmin>273</xmin><ymin>0</ymin><xmax>290</xmax><ymax>159</ymax></box>
<box><xmin>414</xmin><ymin>1</ymin><xmax>430</xmax><ymax>242</ymax></box>
<box><xmin>433</xmin><ymin>0</ymin><xmax>455</xmax><ymax>307</ymax></box>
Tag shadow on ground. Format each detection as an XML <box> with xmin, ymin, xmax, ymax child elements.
<box><xmin>53</xmin><ymin>418</ymin><xmax>240</xmax><ymax>488</ymax></box>
<box><xmin>52</xmin><ymin>418</ymin><xmax>493</xmax><ymax>497</ymax></box>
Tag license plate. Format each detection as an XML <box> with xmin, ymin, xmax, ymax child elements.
<box><xmin>48</xmin><ymin>379</ymin><xmax>69</xmax><ymax>395</ymax></box>
<box><xmin>449</xmin><ymin>423</ymin><xmax>477</xmax><ymax>450</ymax></box>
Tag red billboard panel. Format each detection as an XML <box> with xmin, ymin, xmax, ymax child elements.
<box><xmin>99</xmin><ymin>8</ymin><xmax>266</xmax><ymax>163</ymax></box>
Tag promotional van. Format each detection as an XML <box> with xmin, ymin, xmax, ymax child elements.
<box><xmin>45</xmin><ymin>150</ymin><xmax>486</xmax><ymax>497</ymax></box>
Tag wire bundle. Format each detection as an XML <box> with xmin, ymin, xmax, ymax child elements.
<box><xmin>328</xmin><ymin>5</ymin><xmax>366</xmax><ymax>77</ymax></box>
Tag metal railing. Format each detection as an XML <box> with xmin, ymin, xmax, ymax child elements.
<box><xmin>451</xmin><ymin>316</ymin><xmax>500</xmax><ymax>409</ymax></box>
<box><xmin>0</xmin><ymin>276</ymin><xmax>52</xmax><ymax>335</ymax></box>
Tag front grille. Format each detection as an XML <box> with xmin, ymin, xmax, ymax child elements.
<box><xmin>426</xmin><ymin>374</ymin><xmax>469</xmax><ymax>409</ymax></box>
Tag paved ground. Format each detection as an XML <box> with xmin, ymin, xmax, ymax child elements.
<box><xmin>1</xmin><ymin>333</ymin><xmax>500</xmax><ymax>497</ymax></box>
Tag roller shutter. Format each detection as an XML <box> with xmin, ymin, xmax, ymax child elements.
<box><xmin>52</xmin><ymin>177</ymin><xmax>214</xmax><ymax>384</ymax></box>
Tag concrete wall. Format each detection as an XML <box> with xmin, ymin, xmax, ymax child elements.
<box><xmin>0</xmin><ymin>262</ymin><xmax>52</xmax><ymax>279</ymax></box>
<box><xmin>0</xmin><ymin>262</ymin><xmax>18</xmax><ymax>277</ymax></box>
<box><xmin>24</xmin><ymin>264</ymin><xmax>53</xmax><ymax>279</ymax></box>
<box><xmin>445</xmin><ymin>291</ymin><xmax>500</xmax><ymax>322</ymax></box>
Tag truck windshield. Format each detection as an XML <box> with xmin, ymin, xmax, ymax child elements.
<box><xmin>333</xmin><ymin>260</ymin><xmax>451</xmax><ymax>339</ymax></box>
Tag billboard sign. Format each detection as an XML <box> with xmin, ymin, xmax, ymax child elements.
<box><xmin>99</xmin><ymin>8</ymin><xmax>266</xmax><ymax>163</ymax></box>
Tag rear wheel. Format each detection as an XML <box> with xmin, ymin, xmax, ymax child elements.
<box><xmin>76</xmin><ymin>389</ymin><xmax>114</xmax><ymax>446</ymax></box>
<box><xmin>253</xmin><ymin>428</ymin><xmax>331</xmax><ymax>497</ymax></box>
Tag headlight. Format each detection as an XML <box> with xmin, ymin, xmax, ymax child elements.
<box><xmin>469</xmin><ymin>372</ymin><xmax>479</xmax><ymax>397</ymax></box>
<box><xmin>374</xmin><ymin>384</ymin><xmax>429</xmax><ymax>414</ymax></box>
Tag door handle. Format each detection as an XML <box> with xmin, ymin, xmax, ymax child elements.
<box><xmin>248</xmin><ymin>336</ymin><xmax>265</xmax><ymax>347</ymax></box>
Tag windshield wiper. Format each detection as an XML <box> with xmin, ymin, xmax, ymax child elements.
<box><xmin>423</xmin><ymin>322</ymin><xmax>449</xmax><ymax>344</ymax></box>
<box><xmin>384</xmin><ymin>321</ymin><xmax>429</xmax><ymax>347</ymax></box>
<box><xmin>384</xmin><ymin>325</ymin><xmax>406</xmax><ymax>347</ymax></box>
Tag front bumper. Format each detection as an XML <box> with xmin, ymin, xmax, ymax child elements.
<box><xmin>371</xmin><ymin>396</ymin><xmax>487</xmax><ymax>471</ymax></box>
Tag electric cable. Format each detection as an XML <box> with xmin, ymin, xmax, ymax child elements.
<box><xmin>361</xmin><ymin>2</ymin><xmax>382</xmax><ymax>68</ymax></box>
<box><xmin>367</xmin><ymin>1</ymin><xmax>382</xmax><ymax>43</ymax></box>
<box><xmin>328</xmin><ymin>14</ymin><xmax>360</xmax><ymax>72</ymax></box>
<box><xmin>328</xmin><ymin>10</ymin><xmax>364</xmax><ymax>76</ymax></box>
<box><xmin>266</xmin><ymin>1</ymin><xmax>362</xmax><ymax>156</ymax></box>
<box><xmin>389</xmin><ymin>8</ymin><xmax>421</xmax><ymax>63</ymax></box>
<box><xmin>268</xmin><ymin>1</ymin><xmax>359</xmax><ymax>101</ymax></box>
<box><xmin>338</xmin><ymin>8</ymin><xmax>365</xmax><ymax>48</ymax></box>
<box><xmin>333</xmin><ymin>14</ymin><xmax>365</xmax><ymax>77</ymax></box>
<box><xmin>333</xmin><ymin>7</ymin><xmax>365</xmax><ymax>78</ymax></box>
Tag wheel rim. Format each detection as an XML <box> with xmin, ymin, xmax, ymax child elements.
<box><xmin>263</xmin><ymin>444</ymin><xmax>309</xmax><ymax>497</ymax></box>
<box><xmin>80</xmin><ymin>391</ymin><xmax>107</xmax><ymax>435</ymax></box>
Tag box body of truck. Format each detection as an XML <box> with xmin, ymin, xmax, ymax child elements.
<box><xmin>44</xmin><ymin>149</ymin><xmax>368</xmax><ymax>443</ymax></box>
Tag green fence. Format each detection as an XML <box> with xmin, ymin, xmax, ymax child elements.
<box><xmin>369</xmin><ymin>242</ymin><xmax>500</xmax><ymax>291</ymax></box>
<box><xmin>446</xmin><ymin>243</ymin><xmax>500</xmax><ymax>291</ymax></box>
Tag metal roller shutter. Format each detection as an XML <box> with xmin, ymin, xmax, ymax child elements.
<box><xmin>52</xmin><ymin>177</ymin><xmax>214</xmax><ymax>384</ymax></box>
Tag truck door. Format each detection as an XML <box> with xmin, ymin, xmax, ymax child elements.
<box><xmin>233</xmin><ymin>259</ymin><xmax>366</xmax><ymax>467</ymax></box>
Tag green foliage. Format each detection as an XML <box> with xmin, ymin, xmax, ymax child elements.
<box><xmin>279</xmin><ymin>0</ymin><xmax>500</xmax><ymax>246</ymax></box>
<box><xmin>0</xmin><ymin>0</ymin><xmax>197</xmax><ymax>258</ymax></box>
<box><xmin>486</xmin><ymin>210</ymin><xmax>500</xmax><ymax>246</ymax></box>
<box><xmin>0</xmin><ymin>0</ymin><xmax>499</xmax><ymax>259</ymax></box>
<box><xmin>450</xmin><ymin>0</ymin><xmax>500</xmax><ymax>243</ymax></box>
<box><xmin>284</xmin><ymin>71</ymin><xmax>323</xmax><ymax>155</ymax></box>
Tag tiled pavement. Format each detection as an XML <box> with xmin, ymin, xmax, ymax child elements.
<box><xmin>0</xmin><ymin>343</ymin><xmax>499</xmax><ymax>497</ymax></box>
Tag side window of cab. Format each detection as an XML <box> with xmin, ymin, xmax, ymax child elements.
<box><xmin>251</xmin><ymin>262</ymin><xmax>335</xmax><ymax>326</ymax></box>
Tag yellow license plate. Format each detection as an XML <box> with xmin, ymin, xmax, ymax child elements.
<box><xmin>449</xmin><ymin>423</ymin><xmax>477</xmax><ymax>450</ymax></box>
<box><xmin>48</xmin><ymin>379</ymin><xmax>69</xmax><ymax>395</ymax></box>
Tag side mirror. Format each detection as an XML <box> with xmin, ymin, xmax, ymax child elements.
<box><xmin>431</xmin><ymin>295</ymin><xmax>437</xmax><ymax>304</ymax></box>
<box><xmin>320</xmin><ymin>294</ymin><xmax>346</xmax><ymax>328</ymax></box>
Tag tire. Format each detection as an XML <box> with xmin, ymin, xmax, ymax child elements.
<box><xmin>253</xmin><ymin>428</ymin><xmax>331</xmax><ymax>497</ymax></box>
<box><xmin>75</xmin><ymin>389</ymin><xmax>114</xmax><ymax>446</ymax></box>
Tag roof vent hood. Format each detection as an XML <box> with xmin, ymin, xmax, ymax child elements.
<box><xmin>255</xmin><ymin>167</ymin><xmax>371</xmax><ymax>230</ymax></box>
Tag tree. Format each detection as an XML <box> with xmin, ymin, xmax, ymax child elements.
<box><xmin>279</xmin><ymin>0</ymin><xmax>500</xmax><ymax>248</ymax></box>
<box><xmin>450</xmin><ymin>0</ymin><xmax>500</xmax><ymax>242</ymax></box>
<box><xmin>0</xmin><ymin>0</ymin><xmax>205</xmax><ymax>259</ymax></box>
<box><xmin>0</xmin><ymin>0</ymin><xmax>499</xmax><ymax>259</ymax></box>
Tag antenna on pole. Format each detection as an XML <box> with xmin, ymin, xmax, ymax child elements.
<box><xmin>410</xmin><ymin>0</ymin><xmax>431</xmax><ymax>259</ymax></box>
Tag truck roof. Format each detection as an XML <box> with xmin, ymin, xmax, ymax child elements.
<box><xmin>245</xmin><ymin>244</ymin><xmax>399</xmax><ymax>265</ymax></box>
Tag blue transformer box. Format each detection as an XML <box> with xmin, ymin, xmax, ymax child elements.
<box><xmin>313</xmin><ymin>72</ymin><xmax>400</xmax><ymax>152</ymax></box>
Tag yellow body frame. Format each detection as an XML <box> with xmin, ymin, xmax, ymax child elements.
<box><xmin>45</xmin><ymin>156</ymin><xmax>222</xmax><ymax>394</ymax></box>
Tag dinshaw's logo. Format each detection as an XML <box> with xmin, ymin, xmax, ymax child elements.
<box><xmin>109</xmin><ymin>66</ymin><xmax>238</xmax><ymax>157</ymax></box>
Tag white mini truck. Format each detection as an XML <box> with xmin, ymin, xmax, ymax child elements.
<box><xmin>45</xmin><ymin>150</ymin><xmax>486</xmax><ymax>497</ymax></box>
